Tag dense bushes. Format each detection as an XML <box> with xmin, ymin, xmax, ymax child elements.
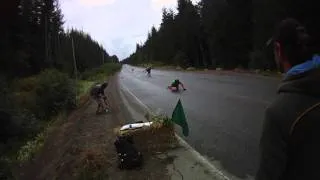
<box><xmin>0</xmin><ymin>64</ymin><xmax>120</xmax><ymax>149</ymax></box>
<box><xmin>0</xmin><ymin>70</ymin><xmax>74</xmax><ymax>178</ymax></box>
<box><xmin>34</xmin><ymin>70</ymin><xmax>76</xmax><ymax>118</ymax></box>
<box><xmin>0</xmin><ymin>77</ymin><xmax>23</xmax><ymax>145</ymax></box>
<box><xmin>13</xmin><ymin>69</ymin><xmax>76</xmax><ymax>120</ymax></box>
<box><xmin>0</xmin><ymin>70</ymin><xmax>76</xmax><ymax>156</ymax></box>
<box><xmin>0</xmin><ymin>63</ymin><xmax>121</xmax><ymax>178</ymax></box>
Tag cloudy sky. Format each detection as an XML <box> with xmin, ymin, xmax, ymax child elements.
<box><xmin>61</xmin><ymin>0</ymin><xmax>199</xmax><ymax>60</ymax></box>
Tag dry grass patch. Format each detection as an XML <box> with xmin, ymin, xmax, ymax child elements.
<box><xmin>116</xmin><ymin>116</ymin><xmax>179</xmax><ymax>155</ymax></box>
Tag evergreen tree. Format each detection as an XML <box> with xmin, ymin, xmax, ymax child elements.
<box><xmin>0</xmin><ymin>0</ymin><xmax>116</xmax><ymax>78</ymax></box>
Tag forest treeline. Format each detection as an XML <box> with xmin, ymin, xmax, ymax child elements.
<box><xmin>123</xmin><ymin>0</ymin><xmax>319</xmax><ymax>70</ymax></box>
<box><xmin>1</xmin><ymin>0</ymin><xmax>118</xmax><ymax>79</ymax></box>
<box><xmin>0</xmin><ymin>1</ymin><xmax>119</xmax><ymax>176</ymax></box>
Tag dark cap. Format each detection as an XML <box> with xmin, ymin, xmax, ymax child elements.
<box><xmin>267</xmin><ymin>18</ymin><xmax>316</xmax><ymax>65</ymax></box>
<box><xmin>266</xmin><ymin>18</ymin><xmax>307</xmax><ymax>47</ymax></box>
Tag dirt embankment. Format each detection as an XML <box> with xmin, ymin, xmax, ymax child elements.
<box><xmin>17</xmin><ymin>76</ymin><xmax>171</xmax><ymax>180</ymax></box>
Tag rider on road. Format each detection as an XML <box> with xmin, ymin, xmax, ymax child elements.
<box><xmin>145</xmin><ymin>66</ymin><xmax>152</xmax><ymax>77</ymax></box>
<box><xmin>168</xmin><ymin>79</ymin><xmax>186</xmax><ymax>91</ymax></box>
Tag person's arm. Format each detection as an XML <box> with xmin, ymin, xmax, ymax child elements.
<box><xmin>179</xmin><ymin>82</ymin><xmax>186</xmax><ymax>90</ymax></box>
<box><xmin>256</xmin><ymin>107</ymin><xmax>287</xmax><ymax>180</ymax></box>
<box><xmin>100</xmin><ymin>88</ymin><xmax>107</xmax><ymax>99</ymax></box>
<box><xmin>102</xmin><ymin>88</ymin><xmax>106</xmax><ymax>96</ymax></box>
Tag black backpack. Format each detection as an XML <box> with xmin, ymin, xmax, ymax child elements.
<box><xmin>114</xmin><ymin>135</ymin><xmax>143</xmax><ymax>170</ymax></box>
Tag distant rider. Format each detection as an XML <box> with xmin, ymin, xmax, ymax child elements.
<box><xmin>90</xmin><ymin>82</ymin><xmax>109</xmax><ymax>114</ymax></box>
<box><xmin>145</xmin><ymin>67</ymin><xmax>152</xmax><ymax>77</ymax></box>
<box><xmin>168</xmin><ymin>79</ymin><xmax>186</xmax><ymax>91</ymax></box>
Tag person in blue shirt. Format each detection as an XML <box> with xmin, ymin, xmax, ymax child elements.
<box><xmin>256</xmin><ymin>18</ymin><xmax>320</xmax><ymax>180</ymax></box>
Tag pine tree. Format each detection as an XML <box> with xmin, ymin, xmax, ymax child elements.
<box><xmin>0</xmin><ymin>0</ymin><xmax>115</xmax><ymax>78</ymax></box>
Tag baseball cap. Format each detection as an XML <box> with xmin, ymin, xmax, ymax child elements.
<box><xmin>266</xmin><ymin>18</ymin><xmax>308</xmax><ymax>48</ymax></box>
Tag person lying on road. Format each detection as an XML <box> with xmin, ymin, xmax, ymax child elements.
<box><xmin>168</xmin><ymin>79</ymin><xmax>186</xmax><ymax>92</ymax></box>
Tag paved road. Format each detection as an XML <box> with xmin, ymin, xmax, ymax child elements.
<box><xmin>119</xmin><ymin>65</ymin><xmax>280</xmax><ymax>179</ymax></box>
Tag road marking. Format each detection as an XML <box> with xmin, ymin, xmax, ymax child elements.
<box><xmin>120</xmin><ymin>83</ymin><xmax>150</xmax><ymax>111</ymax></box>
<box><xmin>119</xmin><ymin>80</ymin><xmax>230</xmax><ymax>180</ymax></box>
<box><xmin>175</xmin><ymin>135</ymin><xmax>230</xmax><ymax>180</ymax></box>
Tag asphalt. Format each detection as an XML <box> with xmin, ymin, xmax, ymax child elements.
<box><xmin>118</xmin><ymin>65</ymin><xmax>281</xmax><ymax>179</ymax></box>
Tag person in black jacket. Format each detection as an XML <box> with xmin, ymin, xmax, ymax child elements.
<box><xmin>90</xmin><ymin>82</ymin><xmax>109</xmax><ymax>114</ymax></box>
<box><xmin>145</xmin><ymin>66</ymin><xmax>152</xmax><ymax>77</ymax></box>
<box><xmin>256</xmin><ymin>18</ymin><xmax>320</xmax><ymax>180</ymax></box>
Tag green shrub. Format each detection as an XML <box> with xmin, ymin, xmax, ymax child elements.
<box><xmin>152</xmin><ymin>115</ymin><xmax>174</xmax><ymax>127</ymax></box>
<box><xmin>13</xmin><ymin>76</ymin><xmax>38</xmax><ymax>92</ymax></box>
<box><xmin>0</xmin><ymin>71</ymin><xmax>76</xmax><ymax>177</ymax></box>
<box><xmin>77</xmin><ymin>80</ymin><xmax>95</xmax><ymax>97</ymax></box>
<box><xmin>34</xmin><ymin>69</ymin><xmax>76</xmax><ymax>119</ymax></box>
<box><xmin>0</xmin><ymin>157</ymin><xmax>13</xmax><ymax>179</ymax></box>
<box><xmin>17</xmin><ymin>131</ymin><xmax>46</xmax><ymax>163</ymax></box>
<box><xmin>16</xmin><ymin>112</ymin><xmax>66</xmax><ymax>164</ymax></box>
<box><xmin>14</xmin><ymin>69</ymin><xmax>76</xmax><ymax>120</ymax></box>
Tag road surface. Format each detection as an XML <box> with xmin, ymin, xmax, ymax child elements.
<box><xmin>119</xmin><ymin>65</ymin><xmax>280</xmax><ymax>179</ymax></box>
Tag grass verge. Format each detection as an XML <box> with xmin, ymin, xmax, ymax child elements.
<box><xmin>76</xmin><ymin>63</ymin><xmax>122</xmax><ymax>107</ymax></box>
<box><xmin>76</xmin><ymin>80</ymin><xmax>95</xmax><ymax>107</ymax></box>
<box><xmin>82</xmin><ymin>63</ymin><xmax>122</xmax><ymax>82</ymax></box>
<box><xmin>17</xmin><ymin>112</ymin><xmax>67</xmax><ymax>163</ymax></box>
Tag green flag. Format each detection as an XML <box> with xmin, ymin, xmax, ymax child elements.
<box><xmin>171</xmin><ymin>99</ymin><xmax>189</xmax><ymax>137</ymax></box>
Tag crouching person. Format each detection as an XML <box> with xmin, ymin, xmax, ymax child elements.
<box><xmin>90</xmin><ymin>82</ymin><xmax>109</xmax><ymax>114</ymax></box>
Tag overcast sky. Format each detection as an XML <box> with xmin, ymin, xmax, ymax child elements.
<box><xmin>61</xmin><ymin>0</ymin><xmax>199</xmax><ymax>60</ymax></box>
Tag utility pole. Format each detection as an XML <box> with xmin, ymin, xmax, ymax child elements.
<box><xmin>57</xmin><ymin>32</ymin><xmax>61</xmax><ymax>64</ymax></box>
<box><xmin>71</xmin><ymin>36</ymin><xmax>77</xmax><ymax>79</ymax></box>
<box><xmin>45</xmin><ymin>15</ymin><xmax>48</xmax><ymax>64</ymax></box>
<box><xmin>71</xmin><ymin>36</ymin><xmax>78</xmax><ymax>105</ymax></box>
<box><xmin>102</xmin><ymin>50</ymin><xmax>105</xmax><ymax>65</ymax></box>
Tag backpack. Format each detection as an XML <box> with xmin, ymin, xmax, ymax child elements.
<box><xmin>114</xmin><ymin>135</ymin><xmax>143</xmax><ymax>170</ymax></box>
<box><xmin>90</xmin><ymin>84</ymin><xmax>101</xmax><ymax>97</ymax></box>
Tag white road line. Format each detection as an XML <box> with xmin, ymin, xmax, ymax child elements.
<box><xmin>119</xmin><ymin>80</ymin><xmax>230</xmax><ymax>180</ymax></box>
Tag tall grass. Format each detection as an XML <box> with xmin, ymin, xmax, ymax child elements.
<box><xmin>17</xmin><ymin>112</ymin><xmax>67</xmax><ymax>163</ymax></box>
<box><xmin>81</xmin><ymin>63</ymin><xmax>122</xmax><ymax>82</ymax></box>
<box><xmin>76</xmin><ymin>63</ymin><xmax>122</xmax><ymax>106</ymax></box>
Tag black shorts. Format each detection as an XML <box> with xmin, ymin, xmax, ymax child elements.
<box><xmin>93</xmin><ymin>94</ymin><xmax>105</xmax><ymax>102</ymax></box>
